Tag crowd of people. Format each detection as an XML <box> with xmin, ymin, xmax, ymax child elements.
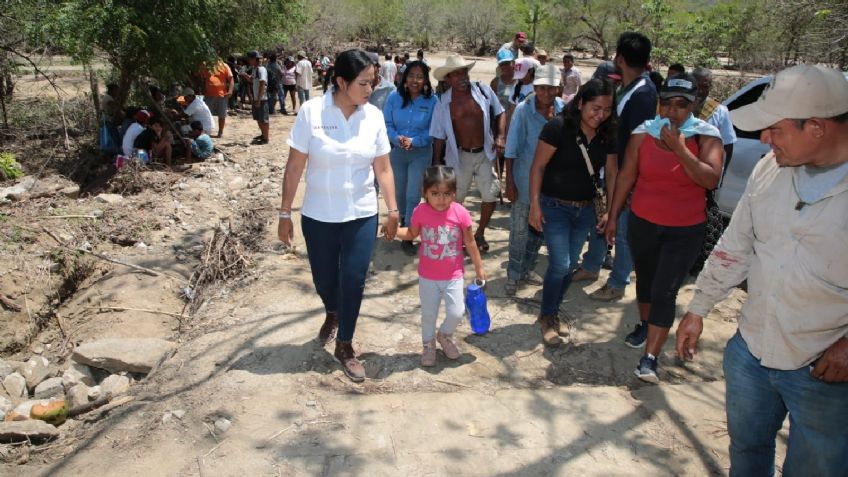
<box><xmin>275</xmin><ymin>31</ymin><xmax>847</xmax><ymax>477</ymax></box>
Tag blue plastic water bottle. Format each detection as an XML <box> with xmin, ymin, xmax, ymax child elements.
<box><xmin>465</xmin><ymin>279</ymin><xmax>490</xmax><ymax>335</ymax></box>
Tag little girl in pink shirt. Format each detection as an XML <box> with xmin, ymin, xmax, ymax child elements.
<box><xmin>397</xmin><ymin>166</ymin><xmax>486</xmax><ymax>366</ymax></box>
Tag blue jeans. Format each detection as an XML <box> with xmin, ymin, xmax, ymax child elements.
<box><xmin>390</xmin><ymin>146</ymin><xmax>431</xmax><ymax>226</ymax></box>
<box><xmin>507</xmin><ymin>201</ymin><xmax>544</xmax><ymax>282</ymax></box>
<box><xmin>267</xmin><ymin>89</ymin><xmax>278</xmax><ymax>114</ymax></box>
<box><xmin>581</xmin><ymin>230</ymin><xmax>608</xmax><ymax>273</ymax></box>
<box><xmin>540</xmin><ymin>196</ymin><xmax>596</xmax><ymax>316</ymax></box>
<box><xmin>301</xmin><ymin>214</ymin><xmax>378</xmax><ymax>342</ymax></box>
<box><xmin>604</xmin><ymin>206</ymin><xmax>632</xmax><ymax>289</ymax></box>
<box><xmin>724</xmin><ymin>332</ymin><xmax>848</xmax><ymax>477</ymax></box>
<box><xmin>297</xmin><ymin>87</ymin><xmax>310</xmax><ymax>106</ymax></box>
<box><xmin>268</xmin><ymin>87</ymin><xmax>287</xmax><ymax>114</ymax></box>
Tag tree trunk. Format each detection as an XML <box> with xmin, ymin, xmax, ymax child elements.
<box><xmin>89</xmin><ymin>67</ymin><xmax>100</xmax><ymax>120</ymax></box>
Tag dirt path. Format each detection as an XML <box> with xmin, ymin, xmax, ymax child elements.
<box><xmin>2</xmin><ymin>54</ymin><xmax>785</xmax><ymax>476</ymax></box>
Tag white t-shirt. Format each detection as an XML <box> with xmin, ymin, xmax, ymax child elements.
<box><xmin>252</xmin><ymin>65</ymin><xmax>267</xmax><ymax>99</ymax></box>
<box><xmin>295</xmin><ymin>59</ymin><xmax>313</xmax><ymax>90</ymax></box>
<box><xmin>287</xmin><ymin>92</ymin><xmax>391</xmax><ymax>222</ymax></box>
<box><xmin>183</xmin><ymin>96</ymin><xmax>214</xmax><ymax>133</ymax></box>
<box><xmin>122</xmin><ymin>122</ymin><xmax>145</xmax><ymax>157</ymax></box>
<box><xmin>380</xmin><ymin>60</ymin><xmax>397</xmax><ymax>84</ymax></box>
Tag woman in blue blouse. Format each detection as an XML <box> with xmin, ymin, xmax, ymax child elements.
<box><xmin>383</xmin><ymin>61</ymin><xmax>438</xmax><ymax>255</ymax></box>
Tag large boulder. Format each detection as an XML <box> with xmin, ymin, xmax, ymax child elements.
<box><xmin>72</xmin><ymin>338</ymin><xmax>176</xmax><ymax>374</ymax></box>
<box><xmin>0</xmin><ymin>420</ymin><xmax>61</xmax><ymax>443</ymax></box>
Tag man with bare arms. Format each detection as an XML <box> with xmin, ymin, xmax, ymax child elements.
<box><xmin>430</xmin><ymin>55</ymin><xmax>506</xmax><ymax>252</ymax></box>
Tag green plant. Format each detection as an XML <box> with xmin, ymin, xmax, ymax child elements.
<box><xmin>0</xmin><ymin>152</ymin><xmax>23</xmax><ymax>180</ymax></box>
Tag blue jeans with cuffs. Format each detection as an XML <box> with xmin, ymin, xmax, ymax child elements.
<box><xmin>540</xmin><ymin>196</ymin><xmax>596</xmax><ymax>316</ymax></box>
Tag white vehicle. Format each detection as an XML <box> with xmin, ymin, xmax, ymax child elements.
<box><xmin>715</xmin><ymin>71</ymin><xmax>848</xmax><ymax>218</ymax></box>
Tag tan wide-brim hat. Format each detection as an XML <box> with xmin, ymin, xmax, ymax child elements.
<box><xmin>433</xmin><ymin>55</ymin><xmax>476</xmax><ymax>81</ymax></box>
<box><xmin>731</xmin><ymin>64</ymin><xmax>848</xmax><ymax>131</ymax></box>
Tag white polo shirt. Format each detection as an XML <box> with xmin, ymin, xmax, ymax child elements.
<box><xmin>287</xmin><ymin>91</ymin><xmax>391</xmax><ymax>223</ymax></box>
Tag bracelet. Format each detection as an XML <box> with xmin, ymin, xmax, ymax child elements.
<box><xmin>278</xmin><ymin>211</ymin><xmax>292</xmax><ymax>219</ymax></box>
<box><xmin>387</xmin><ymin>209</ymin><xmax>399</xmax><ymax>214</ymax></box>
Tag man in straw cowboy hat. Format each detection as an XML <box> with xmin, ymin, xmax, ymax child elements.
<box><xmin>676</xmin><ymin>64</ymin><xmax>848</xmax><ymax>477</ymax></box>
<box><xmin>430</xmin><ymin>55</ymin><xmax>506</xmax><ymax>253</ymax></box>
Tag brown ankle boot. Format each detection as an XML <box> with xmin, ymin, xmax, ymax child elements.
<box><xmin>318</xmin><ymin>311</ymin><xmax>338</xmax><ymax>345</ymax></box>
<box><xmin>539</xmin><ymin>315</ymin><xmax>563</xmax><ymax>346</ymax></box>
<box><xmin>334</xmin><ymin>340</ymin><xmax>365</xmax><ymax>382</ymax></box>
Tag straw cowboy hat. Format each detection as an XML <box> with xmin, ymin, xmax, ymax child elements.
<box><xmin>433</xmin><ymin>55</ymin><xmax>476</xmax><ymax>81</ymax></box>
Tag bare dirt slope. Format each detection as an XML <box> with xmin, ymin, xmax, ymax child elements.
<box><xmin>1</xmin><ymin>52</ymin><xmax>786</xmax><ymax>476</ymax></box>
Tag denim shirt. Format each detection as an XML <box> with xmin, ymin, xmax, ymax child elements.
<box><xmin>383</xmin><ymin>91</ymin><xmax>438</xmax><ymax>148</ymax></box>
<box><xmin>504</xmin><ymin>95</ymin><xmax>566</xmax><ymax>204</ymax></box>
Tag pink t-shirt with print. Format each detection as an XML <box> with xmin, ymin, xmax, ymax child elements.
<box><xmin>411</xmin><ymin>202</ymin><xmax>472</xmax><ymax>281</ymax></box>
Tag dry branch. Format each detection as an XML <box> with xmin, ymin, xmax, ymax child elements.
<box><xmin>84</xmin><ymin>306</ymin><xmax>186</xmax><ymax>319</ymax></box>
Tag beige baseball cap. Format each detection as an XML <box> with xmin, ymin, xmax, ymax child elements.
<box><xmin>731</xmin><ymin>64</ymin><xmax>848</xmax><ymax>131</ymax></box>
<box><xmin>533</xmin><ymin>64</ymin><xmax>559</xmax><ymax>87</ymax></box>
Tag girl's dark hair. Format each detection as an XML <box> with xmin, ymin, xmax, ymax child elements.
<box><xmin>422</xmin><ymin>166</ymin><xmax>457</xmax><ymax>195</ymax></box>
<box><xmin>511</xmin><ymin>68</ymin><xmax>535</xmax><ymax>103</ymax></box>
<box><xmin>332</xmin><ymin>49</ymin><xmax>373</xmax><ymax>91</ymax></box>
<box><xmin>399</xmin><ymin>61</ymin><xmax>433</xmax><ymax>108</ymax></box>
<box><xmin>562</xmin><ymin>78</ymin><xmax>617</xmax><ymax>143</ymax></box>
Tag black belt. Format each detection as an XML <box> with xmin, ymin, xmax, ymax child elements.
<box><xmin>459</xmin><ymin>146</ymin><xmax>484</xmax><ymax>153</ymax></box>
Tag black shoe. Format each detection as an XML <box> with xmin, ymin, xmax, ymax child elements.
<box><xmin>624</xmin><ymin>321</ymin><xmax>648</xmax><ymax>348</ymax></box>
<box><xmin>401</xmin><ymin>240</ymin><xmax>417</xmax><ymax>256</ymax></box>
<box><xmin>634</xmin><ymin>355</ymin><xmax>659</xmax><ymax>383</ymax></box>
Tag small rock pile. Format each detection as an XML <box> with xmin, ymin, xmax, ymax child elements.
<box><xmin>0</xmin><ymin>338</ymin><xmax>175</xmax><ymax>444</ymax></box>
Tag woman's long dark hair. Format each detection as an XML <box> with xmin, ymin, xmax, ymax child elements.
<box><xmin>398</xmin><ymin>61</ymin><xmax>433</xmax><ymax>108</ymax></box>
<box><xmin>332</xmin><ymin>49</ymin><xmax>372</xmax><ymax>92</ymax></box>
<box><xmin>562</xmin><ymin>78</ymin><xmax>617</xmax><ymax>143</ymax></box>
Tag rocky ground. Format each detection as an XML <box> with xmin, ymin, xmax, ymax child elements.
<box><xmin>0</xmin><ymin>53</ymin><xmax>785</xmax><ymax>476</ymax></box>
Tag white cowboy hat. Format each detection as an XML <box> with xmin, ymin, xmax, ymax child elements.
<box><xmin>433</xmin><ymin>55</ymin><xmax>476</xmax><ymax>81</ymax></box>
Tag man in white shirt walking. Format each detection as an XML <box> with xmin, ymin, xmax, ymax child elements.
<box><xmin>246</xmin><ymin>50</ymin><xmax>269</xmax><ymax>144</ymax></box>
<box><xmin>295</xmin><ymin>50</ymin><xmax>313</xmax><ymax>107</ymax></box>
<box><xmin>676</xmin><ymin>65</ymin><xmax>848</xmax><ymax>477</ymax></box>
<box><xmin>380</xmin><ymin>53</ymin><xmax>397</xmax><ymax>85</ymax></box>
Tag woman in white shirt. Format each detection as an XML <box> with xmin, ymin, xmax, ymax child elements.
<box><xmin>279</xmin><ymin>49</ymin><xmax>399</xmax><ymax>383</ymax></box>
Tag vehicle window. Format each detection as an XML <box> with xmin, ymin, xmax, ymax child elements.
<box><xmin>727</xmin><ymin>83</ymin><xmax>768</xmax><ymax>140</ymax></box>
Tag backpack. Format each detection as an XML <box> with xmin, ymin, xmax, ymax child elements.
<box><xmin>473</xmin><ymin>81</ymin><xmax>499</xmax><ymax>138</ymax></box>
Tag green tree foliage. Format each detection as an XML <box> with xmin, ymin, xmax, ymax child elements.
<box><xmin>34</xmin><ymin>0</ymin><xmax>301</xmax><ymax>108</ymax></box>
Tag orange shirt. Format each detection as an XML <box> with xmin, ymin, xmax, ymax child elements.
<box><xmin>203</xmin><ymin>60</ymin><xmax>233</xmax><ymax>98</ymax></box>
